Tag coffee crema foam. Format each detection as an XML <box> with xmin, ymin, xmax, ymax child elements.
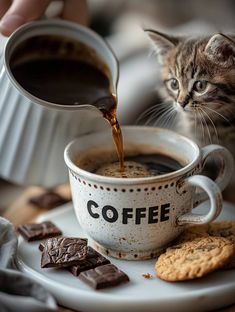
<box><xmin>76</xmin><ymin>144</ymin><xmax>185</xmax><ymax>178</ymax></box>
<box><xmin>96</xmin><ymin>161</ymin><xmax>152</xmax><ymax>178</ymax></box>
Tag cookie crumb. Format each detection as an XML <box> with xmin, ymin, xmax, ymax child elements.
<box><xmin>142</xmin><ymin>273</ymin><xmax>153</xmax><ymax>279</ymax></box>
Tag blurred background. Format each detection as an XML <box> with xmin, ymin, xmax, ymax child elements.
<box><xmin>87</xmin><ymin>0</ymin><xmax>235</xmax><ymax>124</ymax></box>
<box><xmin>1</xmin><ymin>0</ymin><xmax>235</xmax><ymax>213</ymax></box>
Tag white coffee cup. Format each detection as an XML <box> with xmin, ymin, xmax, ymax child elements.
<box><xmin>64</xmin><ymin>126</ymin><xmax>233</xmax><ymax>260</ymax></box>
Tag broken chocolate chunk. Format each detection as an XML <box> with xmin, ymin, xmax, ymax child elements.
<box><xmin>79</xmin><ymin>263</ymin><xmax>129</xmax><ymax>289</ymax></box>
<box><xmin>29</xmin><ymin>190</ymin><xmax>69</xmax><ymax>209</ymax></box>
<box><xmin>18</xmin><ymin>221</ymin><xmax>62</xmax><ymax>242</ymax></box>
<box><xmin>41</xmin><ymin>237</ymin><xmax>88</xmax><ymax>268</ymax></box>
<box><xmin>69</xmin><ymin>246</ymin><xmax>110</xmax><ymax>276</ymax></box>
<box><xmin>39</xmin><ymin>242</ymin><xmax>45</xmax><ymax>252</ymax></box>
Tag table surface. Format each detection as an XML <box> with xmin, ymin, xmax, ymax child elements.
<box><xmin>1</xmin><ymin>180</ymin><xmax>235</xmax><ymax>312</ymax></box>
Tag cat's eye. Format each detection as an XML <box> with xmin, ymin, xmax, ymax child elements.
<box><xmin>194</xmin><ymin>80</ymin><xmax>207</xmax><ymax>93</ymax></box>
<box><xmin>167</xmin><ymin>78</ymin><xmax>179</xmax><ymax>91</ymax></box>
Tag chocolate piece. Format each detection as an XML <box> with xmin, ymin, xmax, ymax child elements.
<box><xmin>69</xmin><ymin>247</ymin><xmax>110</xmax><ymax>276</ymax></box>
<box><xmin>39</xmin><ymin>242</ymin><xmax>45</xmax><ymax>252</ymax></box>
<box><xmin>41</xmin><ymin>237</ymin><xmax>88</xmax><ymax>268</ymax></box>
<box><xmin>29</xmin><ymin>190</ymin><xmax>69</xmax><ymax>209</ymax></box>
<box><xmin>79</xmin><ymin>264</ymin><xmax>129</xmax><ymax>289</ymax></box>
<box><xmin>38</xmin><ymin>243</ymin><xmax>109</xmax><ymax>275</ymax></box>
<box><xmin>18</xmin><ymin>221</ymin><xmax>62</xmax><ymax>242</ymax></box>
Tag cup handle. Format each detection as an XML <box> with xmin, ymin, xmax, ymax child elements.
<box><xmin>177</xmin><ymin>175</ymin><xmax>222</xmax><ymax>225</ymax></box>
<box><xmin>194</xmin><ymin>144</ymin><xmax>234</xmax><ymax>207</ymax></box>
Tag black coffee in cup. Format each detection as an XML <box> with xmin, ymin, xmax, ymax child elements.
<box><xmin>77</xmin><ymin>146</ymin><xmax>184</xmax><ymax>178</ymax></box>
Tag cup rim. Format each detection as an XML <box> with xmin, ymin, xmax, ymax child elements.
<box><xmin>4</xmin><ymin>19</ymin><xmax>119</xmax><ymax>112</ymax></box>
<box><xmin>64</xmin><ymin>126</ymin><xmax>201</xmax><ymax>185</ymax></box>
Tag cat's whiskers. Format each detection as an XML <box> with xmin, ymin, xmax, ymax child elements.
<box><xmin>199</xmin><ymin>107</ymin><xmax>219</xmax><ymax>144</ymax></box>
<box><xmin>197</xmin><ymin>108</ymin><xmax>206</xmax><ymax>145</ymax></box>
<box><xmin>166</xmin><ymin>108</ymin><xmax>178</xmax><ymax>129</ymax></box>
<box><xmin>198</xmin><ymin>108</ymin><xmax>212</xmax><ymax>144</ymax></box>
<box><xmin>204</xmin><ymin>109</ymin><xmax>219</xmax><ymax>144</ymax></box>
<box><xmin>137</xmin><ymin>101</ymin><xmax>174</xmax><ymax>125</ymax></box>
<box><xmin>154</xmin><ymin>106</ymin><xmax>177</xmax><ymax>129</ymax></box>
<box><xmin>165</xmin><ymin>115</ymin><xmax>176</xmax><ymax>129</ymax></box>
<box><xmin>136</xmin><ymin>102</ymin><xmax>165</xmax><ymax>123</ymax></box>
<box><xmin>136</xmin><ymin>104</ymin><xmax>160</xmax><ymax>122</ymax></box>
<box><xmin>149</xmin><ymin>105</ymin><xmax>173</xmax><ymax>126</ymax></box>
<box><xmin>204</xmin><ymin>106</ymin><xmax>233</xmax><ymax>127</ymax></box>
<box><xmin>142</xmin><ymin>107</ymin><xmax>167</xmax><ymax>126</ymax></box>
<box><xmin>145</xmin><ymin>106</ymin><xmax>171</xmax><ymax>125</ymax></box>
<box><xmin>193</xmin><ymin>110</ymin><xmax>197</xmax><ymax>139</ymax></box>
<box><xmin>205</xmin><ymin>101</ymin><xmax>234</xmax><ymax>115</ymax></box>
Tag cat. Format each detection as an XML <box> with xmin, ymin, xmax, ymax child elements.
<box><xmin>143</xmin><ymin>29</ymin><xmax>235</xmax><ymax>199</ymax></box>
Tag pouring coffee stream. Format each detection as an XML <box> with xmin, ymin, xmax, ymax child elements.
<box><xmin>93</xmin><ymin>95</ymin><xmax>124</xmax><ymax>172</ymax></box>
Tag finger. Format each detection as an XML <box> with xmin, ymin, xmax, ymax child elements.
<box><xmin>62</xmin><ymin>0</ymin><xmax>89</xmax><ymax>26</ymax></box>
<box><xmin>0</xmin><ymin>0</ymin><xmax>51</xmax><ymax>36</ymax></box>
<box><xmin>0</xmin><ymin>0</ymin><xmax>11</xmax><ymax>19</ymax></box>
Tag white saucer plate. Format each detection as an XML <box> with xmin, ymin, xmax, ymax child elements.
<box><xmin>16</xmin><ymin>201</ymin><xmax>235</xmax><ymax>312</ymax></box>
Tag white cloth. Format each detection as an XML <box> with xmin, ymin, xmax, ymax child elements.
<box><xmin>0</xmin><ymin>217</ymin><xmax>57</xmax><ymax>312</ymax></box>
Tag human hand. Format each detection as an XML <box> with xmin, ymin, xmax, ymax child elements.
<box><xmin>0</xmin><ymin>0</ymin><xmax>88</xmax><ymax>36</ymax></box>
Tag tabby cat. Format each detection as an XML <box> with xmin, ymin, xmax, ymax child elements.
<box><xmin>144</xmin><ymin>29</ymin><xmax>235</xmax><ymax>196</ymax></box>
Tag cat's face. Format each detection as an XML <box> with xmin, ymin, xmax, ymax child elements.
<box><xmin>162</xmin><ymin>37</ymin><xmax>235</xmax><ymax>121</ymax></box>
<box><xmin>145</xmin><ymin>30</ymin><xmax>235</xmax><ymax>127</ymax></box>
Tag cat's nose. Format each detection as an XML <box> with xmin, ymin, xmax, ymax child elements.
<box><xmin>177</xmin><ymin>94</ymin><xmax>190</xmax><ymax>108</ymax></box>
<box><xmin>178</xmin><ymin>100</ymin><xmax>189</xmax><ymax>108</ymax></box>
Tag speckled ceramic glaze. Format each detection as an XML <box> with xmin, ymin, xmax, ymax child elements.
<box><xmin>64</xmin><ymin>126</ymin><xmax>233</xmax><ymax>260</ymax></box>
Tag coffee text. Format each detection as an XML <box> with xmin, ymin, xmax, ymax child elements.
<box><xmin>87</xmin><ymin>200</ymin><xmax>170</xmax><ymax>224</ymax></box>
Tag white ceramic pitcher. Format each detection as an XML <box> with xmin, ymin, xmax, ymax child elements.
<box><xmin>0</xmin><ymin>20</ymin><xmax>119</xmax><ymax>187</ymax></box>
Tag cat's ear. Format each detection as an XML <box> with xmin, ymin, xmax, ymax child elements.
<box><xmin>144</xmin><ymin>29</ymin><xmax>178</xmax><ymax>64</ymax></box>
<box><xmin>204</xmin><ymin>33</ymin><xmax>235</xmax><ymax>66</ymax></box>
